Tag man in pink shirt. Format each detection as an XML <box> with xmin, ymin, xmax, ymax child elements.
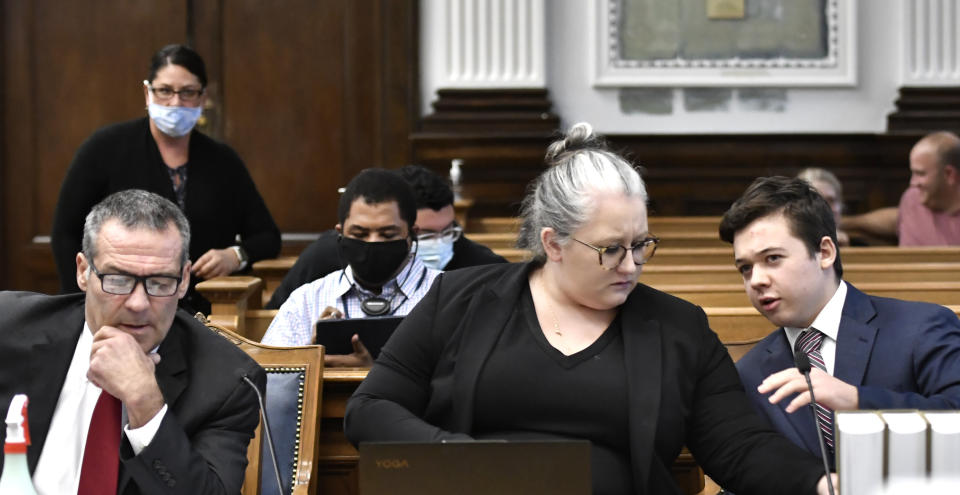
<box><xmin>897</xmin><ymin>131</ymin><xmax>960</xmax><ymax>245</ymax></box>
<box><xmin>843</xmin><ymin>131</ymin><xmax>960</xmax><ymax>246</ymax></box>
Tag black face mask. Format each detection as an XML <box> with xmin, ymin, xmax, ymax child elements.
<box><xmin>337</xmin><ymin>236</ymin><xmax>411</xmax><ymax>288</ymax></box>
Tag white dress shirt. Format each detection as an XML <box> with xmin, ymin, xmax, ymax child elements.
<box><xmin>262</xmin><ymin>255</ymin><xmax>440</xmax><ymax>346</ymax></box>
<box><xmin>33</xmin><ymin>322</ymin><xmax>167</xmax><ymax>495</ymax></box>
<box><xmin>783</xmin><ymin>280</ymin><xmax>847</xmax><ymax>375</ymax></box>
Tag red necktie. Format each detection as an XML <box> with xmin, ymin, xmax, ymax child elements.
<box><xmin>77</xmin><ymin>391</ymin><xmax>121</xmax><ymax>495</ymax></box>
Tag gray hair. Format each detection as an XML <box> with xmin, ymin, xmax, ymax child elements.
<box><xmin>82</xmin><ymin>189</ymin><xmax>191</xmax><ymax>266</ymax></box>
<box><xmin>797</xmin><ymin>167</ymin><xmax>843</xmax><ymax>202</ymax></box>
<box><xmin>518</xmin><ymin>122</ymin><xmax>648</xmax><ymax>263</ymax></box>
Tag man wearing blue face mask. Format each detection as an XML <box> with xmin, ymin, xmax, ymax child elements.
<box><xmin>261</xmin><ymin>169</ymin><xmax>442</xmax><ymax>366</ymax></box>
<box><xmin>265</xmin><ymin>165</ymin><xmax>505</xmax><ymax>309</ymax></box>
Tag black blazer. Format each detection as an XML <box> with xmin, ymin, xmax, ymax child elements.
<box><xmin>0</xmin><ymin>291</ymin><xmax>265</xmax><ymax>495</ymax></box>
<box><xmin>345</xmin><ymin>262</ymin><xmax>824</xmax><ymax>494</ymax></box>
<box><xmin>51</xmin><ymin>117</ymin><xmax>281</xmax><ymax>295</ymax></box>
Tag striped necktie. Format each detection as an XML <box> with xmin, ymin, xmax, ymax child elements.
<box><xmin>795</xmin><ymin>328</ymin><xmax>835</xmax><ymax>450</ymax></box>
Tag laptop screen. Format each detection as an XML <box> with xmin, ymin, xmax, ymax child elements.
<box><xmin>359</xmin><ymin>440</ymin><xmax>591</xmax><ymax>495</ymax></box>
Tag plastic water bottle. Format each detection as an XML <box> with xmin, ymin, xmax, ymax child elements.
<box><xmin>449</xmin><ymin>159</ymin><xmax>463</xmax><ymax>201</ymax></box>
<box><xmin>0</xmin><ymin>394</ymin><xmax>38</xmax><ymax>494</ymax></box>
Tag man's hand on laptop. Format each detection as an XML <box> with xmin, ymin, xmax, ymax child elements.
<box><xmin>324</xmin><ymin>333</ymin><xmax>373</xmax><ymax>368</ymax></box>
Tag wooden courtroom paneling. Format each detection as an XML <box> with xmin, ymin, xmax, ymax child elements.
<box><xmin>414</xmin><ymin>129</ymin><xmax>920</xmax><ymax>219</ymax></box>
<box><xmin>613</xmin><ymin>133</ymin><xmax>918</xmax><ymax>216</ymax></box>
<box><xmin>199</xmin><ymin>0</ymin><xmax>418</xmax><ymax>233</ymax></box>
<box><xmin>1</xmin><ymin>1</ymin><xmax>418</xmax><ymax>293</ymax></box>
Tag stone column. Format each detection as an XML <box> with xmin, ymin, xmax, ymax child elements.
<box><xmin>415</xmin><ymin>0</ymin><xmax>559</xmax><ymax>219</ymax></box>
<box><xmin>888</xmin><ymin>0</ymin><xmax>960</xmax><ymax>131</ymax></box>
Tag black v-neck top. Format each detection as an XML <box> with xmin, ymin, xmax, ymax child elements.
<box><xmin>472</xmin><ymin>284</ymin><xmax>633</xmax><ymax>494</ymax></box>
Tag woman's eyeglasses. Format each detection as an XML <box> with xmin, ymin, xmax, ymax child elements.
<box><xmin>571</xmin><ymin>236</ymin><xmax>660</xmax><ymax>270</ymax></box>
<box><xmin>146</xmin><ymin>83</ymin><xmax>204</xmax><ymax>103</ymax></box>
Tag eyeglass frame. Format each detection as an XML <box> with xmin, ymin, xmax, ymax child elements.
<box><xmin>144</xmin><ymin>80</ymin><xmax>205</xmax><ymax>103</ymax></box>
<box><xmin>88</xmin><ymin>259</ymin><xmax>184</xmax><ymax>297</ymax></box>
<box><xmin>571</xmin><ymin>236</ymin><xmax>660</xmax><ymax>270</ymax></box>
<box><xmin>416</xmin><ymin>222</ymin><xmax>463</xmax><ymax>243</ymax></box>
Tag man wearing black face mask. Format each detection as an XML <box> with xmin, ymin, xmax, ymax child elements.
<box><xmin>261</xmin><ymin>169</ymin><xmax>440</xmax><ymax>366</ymax></box>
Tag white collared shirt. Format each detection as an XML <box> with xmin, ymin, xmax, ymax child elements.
<box><xmin>261</xmin><ymin>256</ymin><xmax>440</xmax><ymax>346</ymax></box>
<box><xmin>783</xmin><ymin>281</ymin><xmax>847</xmax><ymax>375</ymax></box>
<box><xmin>33</xmin><ymin>322</ymin><xmax>167</xmax><ymax>495</ymax></box>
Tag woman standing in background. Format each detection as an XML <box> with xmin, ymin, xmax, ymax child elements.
<box><xmin>51</xmin><ymin>44</ymin><xmax>280</xmax><ymax>313</ymax></box>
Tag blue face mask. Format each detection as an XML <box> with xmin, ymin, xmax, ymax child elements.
<box><xmin>147</xmin><ymin>98</ymin><xmax>202</xmax><ymax>138</ymax></box>
<box><xmin>416</xmin><ymin>237</ymin><xmax>455</xmax><ymax>270</ymax></box>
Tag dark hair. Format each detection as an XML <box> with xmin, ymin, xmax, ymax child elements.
<box><xmin>337</xmin><ymin>168</ymin><xmax>418</xmax><ymax>229</ymax></box>
<box><xmin>398</xmin><ymin>165</ymin><xmax>454</xmax><ymax>211</ymax></box>
<box><xmin>83</xmin><ymin>189</ymin><xmax>191</xmax><ymax>267</ymax></box>
<box><xmin>148</xmin><ymin>44</ymin><xmax>208</xmax><ymax>88</ymax></box>
<box><xmin>719</xmin><ymin>176</ymin><xmax>843</xmax><ymax>279</ymax></box>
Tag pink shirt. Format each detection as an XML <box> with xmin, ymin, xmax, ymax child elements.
<box><xmin>897</xmin><ymin>187</ymin><xmax>960</xmax><ymax>246</ymax></box>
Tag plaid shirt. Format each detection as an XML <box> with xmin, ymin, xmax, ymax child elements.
<box><xmin>261</xmin><ymin>256</ymin><xmax>440</xmax><ymax>346</ymax></box>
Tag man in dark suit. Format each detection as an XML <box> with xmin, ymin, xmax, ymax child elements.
<box><xmin>0</xmin><ymin>189</ymin><xmax>264</xmax><ymax>494</ymax></box>
<box><xmin>266</xmin><ymin>164</ymin><xmax>505</xmax><ymax>309</ymax></box>
<box><xmin>720</xmin><ymin>176</ymin><xmax>960</xmax><ymax>468</ymax></box>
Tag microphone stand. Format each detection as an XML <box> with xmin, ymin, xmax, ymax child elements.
<box><xmin>795</xmin><ymin>352</ymin><xmax>835</xmax><ymax>495</ymax></box>
<box><xmin>238</xmin><ymin>371</ymin><xmax>285</xmax><ymax>495</ymax></box>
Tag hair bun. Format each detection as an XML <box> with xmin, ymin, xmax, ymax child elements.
<box><xmin>545</xmin><ymin>122</ymin><xmax>601</xmax><ymax>163</ymax></box>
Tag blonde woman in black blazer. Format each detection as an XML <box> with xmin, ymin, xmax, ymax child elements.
<box><xmin>345</xmin><ymin>123</ymin><xmax>831</xmax><ymax>495</ymax></box>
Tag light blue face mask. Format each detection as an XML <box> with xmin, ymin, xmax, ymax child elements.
<box><xmin>147</xmin><ymin>98</ymin><xmax>203</xmax><ymax>138</ymax></box>
<box><xmin>416</xmin><ymin>237</ymin><xmax>455</xmax><ymax>270</ymax></box>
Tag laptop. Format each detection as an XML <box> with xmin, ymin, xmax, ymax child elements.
<box><xmin>359</xmin><ymin>440</ymin><xmax>591</xmax><ymax>495</ymax></box>
<box><xmin>312</xmin><ymin>316</ymin><xmax>404</xmax><ymax>357</ymax></box>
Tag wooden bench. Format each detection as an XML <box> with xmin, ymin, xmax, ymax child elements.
<box><xmin>646</xmin><ymin>246</ymin><xmax>960</xmax><ymax>266</ymax></box>
<box><xmin>468</xmin><ymin>216</ymin><xmax>722</xmax><ymax>235</ymax></box>
<box><xmin>654</xmin><ymin>281</ymin><xmax>960</xmax><ymax>307</ymax></box>
<box><xmin>251</xmin><ymin>256</ymin><xmax>299</xmax><ymax>306</ymax></box>
<box><xmin>641</xmin><ymin>262</ymin><xmax>960</xmax><ymax>286</ymax></box>
<box><xmin>471</xmin><ymin>231</ymin><xmax>727</xmax><ymax>250</ymax></box>
<box><xmin>491</xmin><ymin>247</ymin><xmax>960</xmax><ymax>267</ymax></box>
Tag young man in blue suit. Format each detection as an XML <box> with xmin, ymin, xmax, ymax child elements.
<box><xmin>719</xmin><ymin>176</ymin><xmax>960</xmax><ymax>468</ymax></box>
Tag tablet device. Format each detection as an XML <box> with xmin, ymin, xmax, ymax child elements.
<box><xmin>313</xmin><ymin>316</ymin><xmax>404</xmax><ymax>357</ymax></box>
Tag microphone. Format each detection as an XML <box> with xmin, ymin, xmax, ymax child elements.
<box><xmin>236</xmin><ymin>369</ymin><xmax>284</xmax><ymax>495</ymax></box>
<box><xmin>794</xmin><ymin>352</ymin><xmax>835</xmax><ymax>495</ymax></box>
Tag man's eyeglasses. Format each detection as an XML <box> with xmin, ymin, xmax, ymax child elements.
<box><xmin>145</xmin><ymin>82</ymin><xmax>204</xmax><ymax>103</ymax></box>
<box><xmin>89</xmin><ymin>260</ymin><xmax>183</xmax><ymax>297</ymax></box>
<box><xmin>417</xmin><ymin>223</ymin><xmax>463</xmax><ymax>243</ymax></box>
<box><xmin>571</xmin><ymin>236</ymin><xmax>660</xmax><ymax>270</ymax></box>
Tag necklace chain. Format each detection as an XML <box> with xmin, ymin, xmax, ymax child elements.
<box><xmin>538</xmin><ymin>275</ymin><xmax>562</xmax><ymax>337</ymax></box>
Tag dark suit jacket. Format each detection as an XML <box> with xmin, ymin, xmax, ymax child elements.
<box><xmin>265</xmin><ymin>228</ymin><xmax>506</xmax><ymax>309</ymax></box>
<box><xmin>345</xmin><ymin>262</ymin><xmax>824</xmax><ymax>495</ymax></box>
<box><xmin>0</xmin><ymin>291</ymin><xmax>266</xmax><ymax>495</ymax></box>
<box><xmin>736</xmin><ymin>283</ymin><xmax>960</xmax><ymax>466</ymax></box>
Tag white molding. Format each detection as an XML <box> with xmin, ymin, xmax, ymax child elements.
<box><xmin>902</xmin><ymin>0</ymin><xmax>960</xmax><ymax>85</ymax></box>
<box><xmin>432</xmin><ymin>0</ymin><xmax>546</xmax><ymax>88</ymax></box>
<box><xmin>591</xmin><ymin>0</ymin><xmax>858</xmax><ymax>87</ymax></box>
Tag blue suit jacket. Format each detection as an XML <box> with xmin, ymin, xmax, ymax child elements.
<box><xmin>736</xmin><ymin>283</ymin><xmax>960</xmax><ymax>466</ymax></box>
